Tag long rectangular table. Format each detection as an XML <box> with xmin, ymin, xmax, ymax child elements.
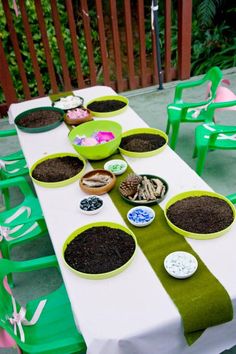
<box><xmin>8</xmin><ymin>86</ymin><xmax>236</xmax><ymax>354</ymax></box>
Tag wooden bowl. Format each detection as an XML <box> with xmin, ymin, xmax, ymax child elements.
<box><xmin>64</xmin><ymin>108</ymin><xmax>93</xmax><ymax>125</ymax></box>
<box><xmin>79</xmin><ymin>169</ymin><xmax>116</xmax><ymax>195</ymax></box>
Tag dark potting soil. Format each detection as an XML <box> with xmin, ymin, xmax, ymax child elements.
<box><xmin>32</xmin><ymin>156</ymin><xmax>84</xmax><ymax>182</ymax></box>
<box><xmin>120</xmin><ymin>133</ymin><xmax>166</xmax><ymax>152</ymax></box>
<box><xmin>17</xmin><ymin>110</ymin><xmax>62</xmax><ymax>128</ymax></box>
<box><xmin>87</xmin><ymin>100</ymin><xmax>126</xmax><ymax>112</ymax></box>
<box><xmin>64</xmin><ymin>226</ymin><xmax>136</xmax><ymax>274</ymax></box>
<box><xmin>166</xmin><ymin>196</ymin><xmax>234</xmax><ymax>234</ymax></box>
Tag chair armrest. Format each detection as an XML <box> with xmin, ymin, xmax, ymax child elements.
<box><xmin>226</xmin><ymin>193</ymin><xmax>236</xmax><ymax>204</ymax></box>
<box><xmin>0</xmin><ymin>128</ymin><xmax>17</xmax><ymax>138</ymax></box>
<box><xmin>0</xmin><ymin>176</ymin><xmax>33</xmax><ymax>196</ymax></box>
<box><xmin>208</xmin><ymin>126</ymin><xmax>236</xmax><ymax>144</ymax></box>
<box><xmin>205</xmin><ymin>100</ymin><xmax>236</xmax><ymax>122</ymax></box>
<box><xmin>174</xmin><ymin>77</ymin><xmax>205</xmax><ymax>101</ymax></box>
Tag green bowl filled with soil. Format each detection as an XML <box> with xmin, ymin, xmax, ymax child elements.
<box><xmin>63</xmin><ymin>222</ymin><xmax>137</xmax><ymax>279</ymax></box>
<box><xmin>119</xmin><ymin>128</ymin><xmax>168</xmax><ymax>157</ymax></box>
<box><xmin>165</xmin><ymin>190</ymin><xmax>236</xmax><ymax>240</ymax></box>
<box><xmin>119</xmin><ymin>173</ymin><xmax>168</xmax><ymax>205</ymax></box>
<box><xmin>30</xmin><ymin>152</ymin><xmax>86</xmax><ymax>188</ymax></box>
<box><xmin>68</xmin><ymin>120</ymin><xmax>122</xmax><ymax>160</ymax></box>
<box><xmin>15</xmin><ymin>107</ymin><xmax>64</xmax><ymax>133</ymax></box>
<box><xmin>85</xmin><ymin>95</ymin><xmax>129</xmax><ymax>117</ymax></box>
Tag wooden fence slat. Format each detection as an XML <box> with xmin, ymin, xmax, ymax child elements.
<box><xmin>18</xmin><ymin>0</ymin><xmax>44</xmax><ymax>96</ymax></box>
<box><xmin>65</xmin><ymin>0</ymin><xmax>85</xmax><ymax>88</ymax></box>
<box><xmin>34</xmin><ymin>0</ymin><xmax>58</xmax><ymax>92</ymax></box>
<box><xmin>178</xmin><ymin>0</ymin><xmax>192</xmax><ymax>79</ymax></box>
<box><xmin>151</xmin><ymin>30</ymin><xmax>158</xmax><ymax>84</ymax></box>
<box><xmin>137</xmin><ymin>0</ymin><xmax>147</xmax><ymax>87</ymax></box>
<box><xmin>81</xmin><ymin>0</ymin><xmax>97</xmax><ymax>86</ymax></box>
<box><xmin>50</xmin><ymin>0</ymin><xmax>72</xmax><ymax>90</ymax></box>
<box><xmin>164</xmin><ymin>0</ymin><xmax>172</xmax><ymax>82</ymax></box>
<box><xmin>2</xmin><ymin>0</ymin><xmax>31</xmax><ymax>99</ymax></box>
<box><xmin>109</xmin><ymin>0</ymin><xmax>123</xmax><ymax>92</ymax></box>
<box><xmin>95</xmin><ymin>0</ymin><xmax>110</xmax><ymax>86</ymax></box>
<box><xmin>124</xmin><ymin>0</ymin><xmax>137</xmax><ymax>90</ymax></box>
<box><xmin>0</xmin><ymin>38</ymin><xmax>17</xmax><ymax>105</ymax></box>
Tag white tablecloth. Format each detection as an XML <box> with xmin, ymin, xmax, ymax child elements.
<box><xmin>8</xmin><ymin>86</ymin><xmax>236</xmax><ymax>354</ymax></box>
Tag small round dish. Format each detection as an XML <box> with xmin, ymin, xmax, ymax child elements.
<box><xmin>104</xmin><ymin>159</ymin><xmax>128</xmax><ymax>175</ymax></box>
<box><xmin>119</xmin><ymin>174</ymin><xmax>168</xmax><ymax>206</ymax></box>
<box><xmin>79</xmin><ymin>195</ymin><xmax>104</xmax><ymax>215</ymax></box>
<box><xmin>52</xmin><ymin>95</ymin><xmax>84</xmax><ymax>111</ymax></box>
<box><xmin>79</xmin><ymin>169</ymin><xmax>116</xmax><ymax>195</ymax></box>
<box><xmin>127</xmin><ymin>206</ymin><xmax>155</xmax><ymax>227</ymax></box>
<box><xmin>164</xmin><ymin>251</ymin><xmax>198</xmax><ymax>279</ymax></box>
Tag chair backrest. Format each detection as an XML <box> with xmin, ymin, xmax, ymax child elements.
<box><xmin>204</xmin><ymin>66</ymin><xmax>223</xmax><ymax>99</ymax></box>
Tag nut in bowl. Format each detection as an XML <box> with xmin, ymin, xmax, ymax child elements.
<box><xmin>119</xmin><ymin>173</ymin><xmax>168</xmax><ymax>205</ymax></box>
<box><xmin>80</xmin><ymin>169</ymin><xmax>116</xmax><ymax>195</ymax></box>
<box><xmin>104</xmin><ymin>159</ymin><xmax>128</xmax><ymax>175</ymax></box>
<box><xmin>127</xmin><ymin>206</ymin><xmax>155</xmax><ymax>227</ymax></box>
<box><xmin>79</xmin><ymin>195</ymin><xmax>104</xmax><ymax>215</ymax></box>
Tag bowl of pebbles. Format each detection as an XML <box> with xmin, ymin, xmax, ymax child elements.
<box><xmin>119</xmin><ymin>173</ymin><xmax>168</xmax><ymax>205</ymax></box>
<box><xmin>127</xmin><ymin>206</ymin><xmax>155</xmax><ymax>227</ymax></box>
<box><xmin>79</xmin><ymin>195</ymin><xmax>104</xmax><ymax>215</ymax></box>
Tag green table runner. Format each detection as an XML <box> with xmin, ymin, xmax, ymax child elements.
<box><xmin>90</xmin><ymin>152</ymin><xmax>233</xmax><ymax>345</ymax></box>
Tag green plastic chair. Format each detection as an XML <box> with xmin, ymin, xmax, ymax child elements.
<box><xmin>0</xmin><ymin>255</ymin><xmax>86</xmax><ymax>354</ymax></box>
<box><xmin>0</xmin><ymin>128</ymin><xmax>28</xmax><ymax>209</ymax></box>
<box><xmin>193</xmin><ymin>100</ymin><xmax>236</xmax><ymax>175</ymax></box>
<box><xmin>166</xmin><ymin>66</ymin><xmax>223</xmax><ymax>150</ymax></box>
<box><xmin>0</xmin><ymin>176</ymin><xmax>48</xmax><ymax>286</ymax></box>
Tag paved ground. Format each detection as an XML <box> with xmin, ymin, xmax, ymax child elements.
<box><xmin>1</xmin><ymin>67</ymin><xmax>236</xmax><ymax>354</ymax></box>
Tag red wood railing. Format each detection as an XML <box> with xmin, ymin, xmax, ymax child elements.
<box><xmin>0</xmin><ymin>0</ymin><xmax>192</xmax><ymax>116</ymax></box>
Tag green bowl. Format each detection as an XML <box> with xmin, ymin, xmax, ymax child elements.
<box><xmin>30</xmin><ymin>152</ymin><xmax>86</xmax><ymax>188</ymax></box>
<box><xmin>164</xmin><ymin>190</ymin><xmax>236</xmax><ymax>240</ymax></box>
<box><xmin>68</xmin><ymin>120</ymin><xmax>122</xmax><ymax>160</ymax></box>
<box><xmin>62</xmin><ymin>221</ymin><xmax>137</xmax><ymax>279</ymax></box>
<box><xmin>15</xmin><ymin>107</ymin><xmax>64</xmax><ymax>133</ymax></box>
<box><xmin>85</xmin><ymin>95</ymin><xmax>129</xmax><ymax>117</ymax></box>
<box><xmin>119</xmin><ymin>127</ymin><xmax>168</xmax><ymax>157</ymax></box>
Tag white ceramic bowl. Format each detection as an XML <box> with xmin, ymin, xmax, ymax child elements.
<box><xmin>79</xmin><ymin>195</ymin><xmax>104</xmax><ymax>215</ymax></box>
<box><xmin>127</xmin><ymin>206</ymin><xmax>155</xmax><ymax>227</ymax></box>
<box><xmin>164</xmin><ymin>251</ymin><xmax>198</xmax><ymax>279</ymax></box>
<box><xmin>104</xmin><ymin>159</ymin><xmax>128</xmax><ymax>175</ymax></box>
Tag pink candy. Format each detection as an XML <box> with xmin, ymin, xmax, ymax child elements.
<box><xmin>74</xmin><ymin>130</ymin><xmax>115</xmax><ymax>146</ymax></box>
<box><xmin>81</xmin><ymin>137</ymin><xmax>98</xmax><ymax>146</ymax></box>
<box><xmin>67</xmin><ymin>108</ymin><xmax>89</xmax><ymax>120</ymax></box>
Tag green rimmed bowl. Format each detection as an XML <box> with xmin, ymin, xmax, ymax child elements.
<box><xmin>15</xmin><ymin>107</ymin><xmax>64</xmax><ymax>133</ymax></box>
<box><xmin>30</xmin><ymin>152</ymin><xmax>86</xmax><ymax>188</ymax></box>
<box><xmin>119</xmin><ymin>127</ymin><xmax>168</xmax><ymax>157</ymax></box>
<box><xmin>120</xmin><ymin>174</ymin><xmax>168</xmax><ymax>206</ymax></box>
<box><xmin>68</xmin><ymin>120</ymin><xmax>122</xmax><ymax>160</ymax></box>
<box><xmin>62</xmin><ymin>221</ymin><xmax>137</xmax><ymax>280</ymax></box>
<box><xmin>164</xmin><ymin>190</ymin><xmax>236</xmax><ymax>240</ymax></box>
<box><xmin>85</xmin><ymin>95</ymin><xmax>129</xmax><ymax>117</ymax></box>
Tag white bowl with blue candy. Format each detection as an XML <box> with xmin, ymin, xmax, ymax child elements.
<box><xmin>79</xmin><ymin>195</ymin><xmax>104</xmax><ymax>215</ymax></box>
<box><xmin>127</xmin><ymin>206</ymin><xmax>155</xmax><ymax>227</ymax></box>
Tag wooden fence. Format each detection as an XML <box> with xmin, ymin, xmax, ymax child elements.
<box><xmin>0</xmin><ymin>0</ymin><xmax>192</xmax><ymax>116</ymax></box>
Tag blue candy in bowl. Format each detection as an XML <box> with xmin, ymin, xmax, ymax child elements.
<box><xmin>127</xmin><ymin>206</ymin><xmax>155</xmax><ymax>227</ymax></box>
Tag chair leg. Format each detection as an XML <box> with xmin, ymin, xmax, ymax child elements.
<box><xmin>1</xmin><ymin>244</ymin><xmax>14</xmax><ymax>287</ymax></box>
<box><xmin>192</xmin><ymin>145</ymin><xmax>198</xmax><ymax>158</ymax></box>
<box><xmin>166</xmin><ymin>119</ymin><xmax>170</xmax><ymax>134</ymax></box>
<box><xmin>169</xmin><ymin>120</ymin><xmax>180</xmax><ymax>150</ymax></box>
<box><xmin>196</xmin><ymin>146</ymin><xmax>208</xmax><ymax>176</ymax></box>
<box><xmin>2</xmin><ymin>187</ymin><xmax>11</xmax><ymax>210</ymax></box>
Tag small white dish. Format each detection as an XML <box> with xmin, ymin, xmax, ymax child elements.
<box><xmin>104</xmin><ymin>159</ymin><xmax>127</xmax><ymax>176</ymax></box>
<box><xmin>79</xmin><ymin>195</ymin><xmax>104</xmax><ymax>215</ymax></box>
<box><xmin>53</xmin><ymin>95</ymin><xmax>84</xmax><ymax>110</ymax></box>
<box><xmin>164</xmin><ymin>251</ymin><xmax>198</xmax><ymax>279</ymax></box>
<box><xmin>127</xmin><ymin>206</ymin><xmax>155</xmax><ymax>227</ymax></box>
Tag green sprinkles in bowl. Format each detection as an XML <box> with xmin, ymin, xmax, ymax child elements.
<box><xmin>104</xmin><ymin>159</ymin><xmax>128</xmax><ymax>175</ymax></box>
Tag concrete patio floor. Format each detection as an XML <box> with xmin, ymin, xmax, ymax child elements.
<box><xmin>1</xmin><ymin>67</ymin><xmax>236</xmax><ymax>354</ymax></box>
